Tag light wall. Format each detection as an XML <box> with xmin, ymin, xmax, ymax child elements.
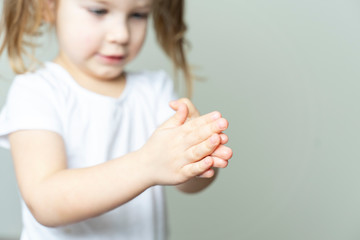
<box><xmin>1</xmin><ymin>0</ymin><xmax>360</xmax><ymax>239</ymax></box>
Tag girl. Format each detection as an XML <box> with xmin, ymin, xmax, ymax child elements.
<box><xmin>0</xmin><ymin>0</ymin><xmax>233</xmax><ymax>239</ymax></box>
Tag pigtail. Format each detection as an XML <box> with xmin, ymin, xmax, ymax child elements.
<box><xmin>152</xmin><ymin>0</ymin><xmax>193</xmax><ymax>97</ymax></box>
<box><xmin>0</xmin><ymin>0</ymin><xmax>45</xmax><ymax>74</ymax></box>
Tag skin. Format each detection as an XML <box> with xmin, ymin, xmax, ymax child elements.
<box><xmin>9</xmin><ymin>0</ymin><xmax>233</xmax><ymax>227</ymax></box>
<box><xmin>170</xmin><ymin>99</ymin><xmax>232</xmax><ymax>193</ymax></box>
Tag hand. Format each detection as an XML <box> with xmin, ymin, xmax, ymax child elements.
<box><xmin>169</xmin><ymin>98</ymin><xmax>232</xmax><ymax>177</ymax></box>
<box><xmin>139</xmin><ymin>103</ymin><xmax>229</xmax><ymax>186</ymax></box>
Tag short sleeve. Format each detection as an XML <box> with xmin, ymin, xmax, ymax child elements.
<box><xmin>153</xmin><ymin>71</ymin><xmax>178</xmax><ymax>126</ymax></box>
<box><xmin>0</xmin><ymin>74</ymin><xmax>63</xmax><ymax>148</ymax></box>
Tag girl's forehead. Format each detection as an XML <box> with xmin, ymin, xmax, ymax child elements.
<box><xmin>77</xmin><ymin>0</ymin><xmax>153</xmax><ymax>6</ymax></box>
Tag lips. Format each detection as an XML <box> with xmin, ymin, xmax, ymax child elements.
<box><xmin>105</xmin><ymin>55</ymin><xmax>124</xmax><ymax>60</ymax></box>
<box><xmin>97</xmin><ymin>53</ymin><xmax>126</xmax><ymax>64</ymax></box>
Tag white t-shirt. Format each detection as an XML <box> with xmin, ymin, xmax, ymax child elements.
<box><xmin>0</xmin><ymin>62</ymin><xmax>177</xmax><ymax>240</ymax></box>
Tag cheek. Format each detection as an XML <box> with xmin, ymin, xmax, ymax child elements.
<box><xmin>56</xmin><ymin>8</ymin><xmax>101</xmax><ymax>57</ymax></box>
<box><xmin>58</xmin><ymin>22</ymin><xmax>101</xmax><ymax>58</ymax></box>
<box><xmin>130</xmin><ymin>24</ymin><xmax>148</xmax><ymax>54</ymax></box>
<box><xmin>78</xmin><ymin>29</ymin><xmax>99</xmax><ymax>49</ymax></box>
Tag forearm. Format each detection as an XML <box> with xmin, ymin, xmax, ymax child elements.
<box><xmin>28</xmin><ymin>151</ymin><xmax>153</xmax><ymax>227</ymax></box>
<box><xmin>176</xmin><ymin>168</ymin><xmax>218</xmax><ymax>194</ymax></box>
<box><xmin>12</xmin><ymin>106</ymin><xmax>230</xmax><ymax>227</ymax></box>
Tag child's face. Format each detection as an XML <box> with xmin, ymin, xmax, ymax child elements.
<box><xmin>54</xmin><ymin>0</ymin><xmax>152</xmax><ymax>81</ymax></box>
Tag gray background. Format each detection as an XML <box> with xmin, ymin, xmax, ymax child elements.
<box><xmin>1</xmin><ymin>0</ymin><xmax>360</xmax><ymax>239</ymax></box>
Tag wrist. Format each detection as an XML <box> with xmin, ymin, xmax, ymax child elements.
<box><xmin>132</xmin><ymin>148</ymin><xmax>157</xmax><ymax>188</ymax></box>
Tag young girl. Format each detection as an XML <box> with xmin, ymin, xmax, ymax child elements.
<box><xmin>0</xmin><ymin>0</ymin><xmax>232</xmax><ymax>239</ymax></box>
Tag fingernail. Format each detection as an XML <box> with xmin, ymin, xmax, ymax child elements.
<box><xmin>221</xmin><ymin>134</ymin><xmax>228</xmax><ymax>143</ymax></box>
<box><xmin>218</xmin><ymin>119</ymin><xmax>227</xmax><ymax>130</ymax></box>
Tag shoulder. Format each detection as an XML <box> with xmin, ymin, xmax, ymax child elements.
<box><xmin>0</xmin><ymin>63</ymin><xmax>67</xmax><ymax>139</ymax></box>
<box><xmin>5</xmin><ymin>62</ymin><xmax>71</xmax><ymax>116</ymax></box>
<box><xmin>10</xmin><ymin>62</ymin><xmax>66</xmax><ymax>96</ymax></box>
<box><xmin>7</xmin><ymin>62</ymin><xmax>73</xmax><ymax>106</ymax></box>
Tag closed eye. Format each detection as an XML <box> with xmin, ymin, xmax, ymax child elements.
<box><xmin>88</xmin><ymin>8</ymin><xmax>108</xmax><ymax>16</ymax></box>
<box><xmin>130</xmin><ymin>12</ymin><xmax>149</xmax><ymax>19</ymax></box>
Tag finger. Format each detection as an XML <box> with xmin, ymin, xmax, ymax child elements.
<box><xmin>160</xmin><ymin>103</ymin><xmax>189</xmax><ymax>129</ymax></box>
<box><xmin>210</xmin><ymin>145</ymin><xmax>233</xmax><ymax>161</ymax></box>
<box><xmin>186</xmin><ymin>134</ymin><xmax>221</xmax><ymax>162</ymax></box>
<box><xmin>184</xmin><ymin>111</ymin><xmax>222</xmax><ymax>131</ymax></box>
<box><xmin>170</xmin><ymin>98</ymin><xmax>200</xmax><ymax>118</ymax></box>
<box><xmin>197</xmin><ymin>168</ymin><xmax>215</xmax><ymax>178</ymax></box>
<box><xmin>219</xmin><ymin>133</ymin><xmax>229</xmax><ymax>144</ymax></box>
<box><xmin>169</xmin><ymin>100</ymin><xmax>179</xmax><ymax>111</ymax></box>
<box><xmin>185</xmin><ymin>117</ymin><xmax>228</xmax><ymax>145</ymax></box>
<box><xmin>211</xmin><ymin>156</ymin><xmax>229</xmax><ymax>168</ymax></box>
<box><xmin>182</xmin><ymin>156</ymin><xmax>213</xmax><ymax>178</ymax></box>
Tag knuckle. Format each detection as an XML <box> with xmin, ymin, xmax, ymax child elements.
<box><xmin>187</xmin><ymin>164</ymin><xmax>197</xmax><ymax>177</ymax></box>
<box><xmin>206</xmin><ymin>139</ymin><xmax>216</xmax><ymax>153</ymax></box>
<box><xmin>195</xmin><ymin>162</ymin><xmax>204</xmax><ymax>175</ymax></box>
<box><xmin>190</xmin><ymin>146</ymin><xmax>201</xmax><ymax>160</ymax></box>
<box><xmin>189</xmin><ymin>127</ymin><xmax>202</xmax><ymax>141</ymax></box>
<box><xmin>184</xmin><ymin>118</ymin><xmax>196</xmax><ymax>130</ymax></box>
<box><xmin>188</xmin><ymin>161</ymin><xmax>203</xmax><ymax>177</ymax></box>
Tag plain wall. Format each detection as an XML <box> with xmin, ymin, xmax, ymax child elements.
<box><xmin>1</xmin><ymin>0</ymin><xmax>360</xmax><ymax>239</ymax></box>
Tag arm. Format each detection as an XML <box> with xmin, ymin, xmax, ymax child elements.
<box><xmin>169</xmin><ymin>99</ymin><xmax>233</xmax><ymax>193</ymax></box>
<box><xmin>10</xmin><ymin>103</ymin><xmax>229</xmax><ymax>227</ymax></box>
<box><xmin>10</xmin><ymin>130</ymin><xmax>153</xmax><ymax>227</ymax></box>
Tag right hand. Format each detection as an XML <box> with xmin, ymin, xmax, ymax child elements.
<box><xmin>139</xmin><ymin>103</ymin><xmax>229</xmax><ymax>186</ymax></box>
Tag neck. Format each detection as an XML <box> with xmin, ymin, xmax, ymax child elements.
<box><xmin>53</xmin><ymin>55</ymin><xmax>127</xmax><ymax>98</ymax></box>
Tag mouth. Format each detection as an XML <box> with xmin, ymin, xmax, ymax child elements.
<box><xmin>97</xmin><ymin>53</ymin><xmax>126</xmax><ymax>64</ymax></box>
<box><xmin>105</xmin><ymin>55</ymin><xmax>125</xmax><ymax>60</ymax></box>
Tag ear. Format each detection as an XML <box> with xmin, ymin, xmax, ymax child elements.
<box><xmin>43</xmin><ymin>0</ymin><xmax>56</xmax><ymax>23</ymax></box>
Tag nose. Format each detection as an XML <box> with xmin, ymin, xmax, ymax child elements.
<box><xmin>107</xmin><ymin>19</ymin><xmax>130</xmax><ymax>45</ymax></box>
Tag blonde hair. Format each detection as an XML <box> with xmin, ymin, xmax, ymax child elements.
<box><xmin>0</xmin><ymin>0</ymin><xmax>193</xmax><ymax>96</ymax></box>
<box><xmin>0</xmin><ymin>0</ymin><xmax>45</xmax><ymax>73</ymax></box>
<box><xmin>152</xmin><ymin>0</ymin><xmax>193</xmax><ymax>96</ymax></box>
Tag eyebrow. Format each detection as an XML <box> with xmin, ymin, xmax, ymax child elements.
<box><xmin>92</xmin><ymin>0</ymin><xmax>110</xmax><ymax>4</ymax></box>
<box><xmin>132</xmin><ymin>1</ymin><xmax>153</xmax><ymax>9</ymax></box>
<box><xmin>90</xmin><ymin>0</ymin><xmax>152</xmax><ymax>8</ymax></box>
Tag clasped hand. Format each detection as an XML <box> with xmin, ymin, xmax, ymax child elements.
<box><xmin>140</xmin><ymin>98</ymin><xmax>232</xmax><ymax>186</ymax></box>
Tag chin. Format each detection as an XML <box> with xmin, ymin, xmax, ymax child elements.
<box><xmin>96</xmin><ymin>72</ymin><xmax>124</xmax><ymax>81</ymax></box>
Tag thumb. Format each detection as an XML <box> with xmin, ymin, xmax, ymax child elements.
<box><xmin>160</xmin><ymin>103</ymin><xmax>189</xmax><ymax>129</ymax></box>
<box><xmin>170</xmin><ymin>98</ymin><xmax>200</xmax><ymax>119</ymax></box>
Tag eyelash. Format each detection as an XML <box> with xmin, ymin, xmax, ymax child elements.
<box><xmin>87</xmin><ymin>8</ymin><xmax>149</xmax><ymax>19</ymax></box>
<box><xmin>88</xmin><ymin>8</ymin><xmax>108</xmax><ymax>16</ymax></box>
<box><xmin>131</xmin><ymin>12</ymin><xmax>149</xmax><ymax>19</ymax></box>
